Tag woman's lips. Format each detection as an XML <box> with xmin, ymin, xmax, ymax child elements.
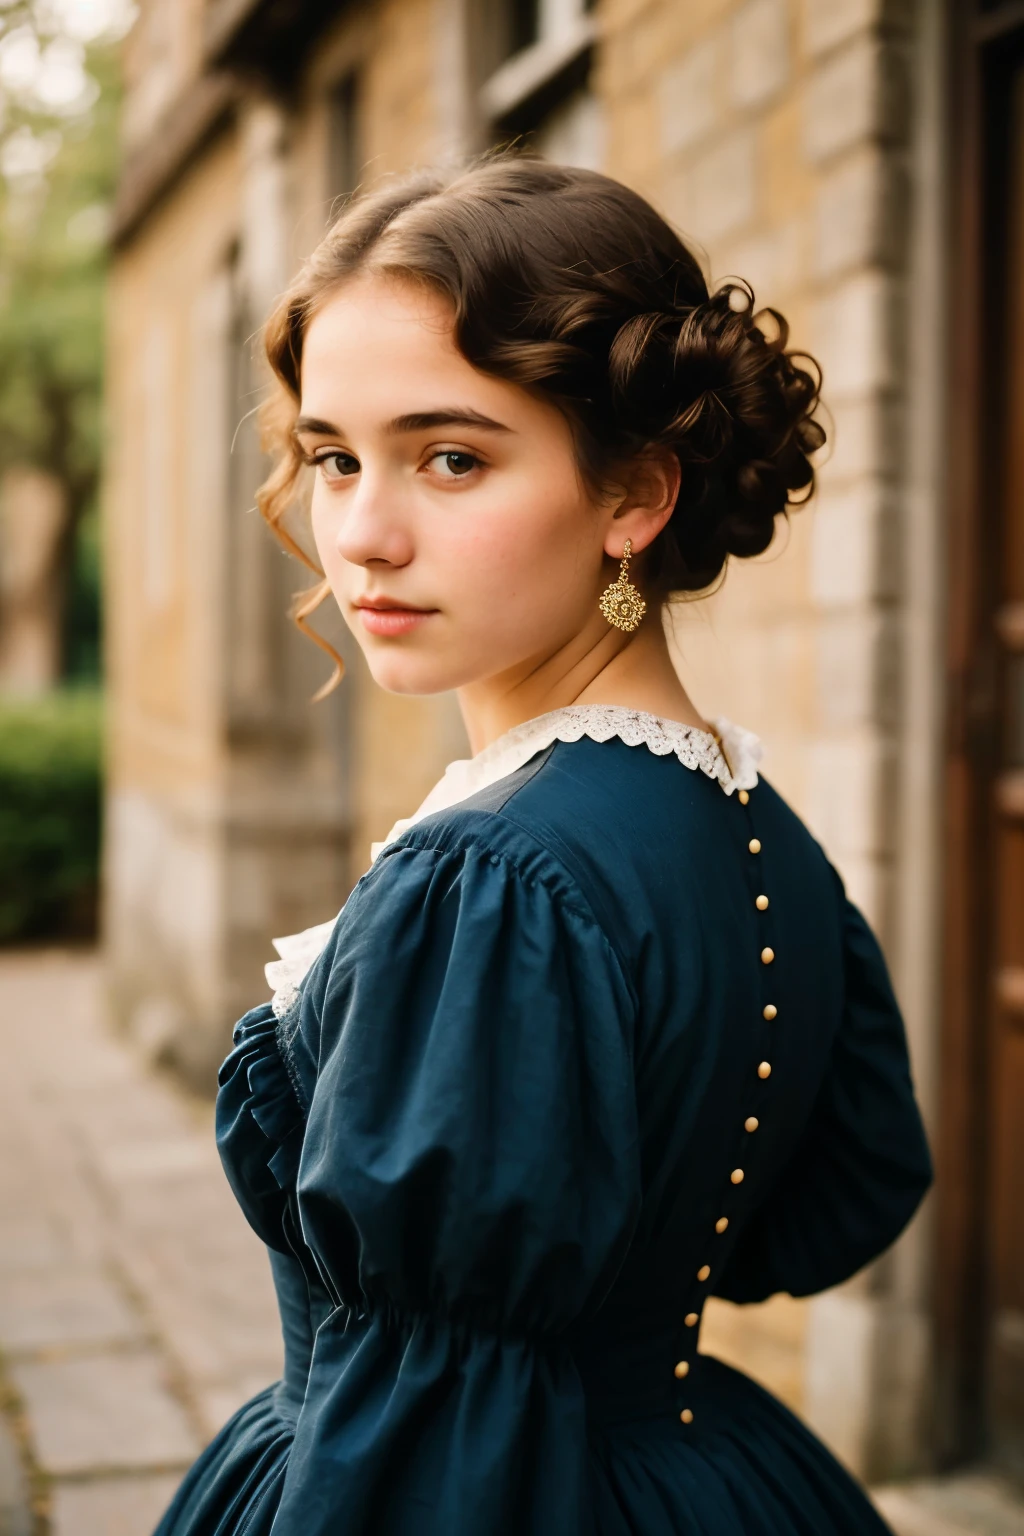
<box><xmin>355</xmin><ymin>604</ymin><xmax>435</xmax><ymax>637</ymax></box>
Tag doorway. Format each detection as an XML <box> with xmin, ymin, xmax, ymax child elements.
<box><xmin>942</xmin><ymin>3</ymin><xmax>1024</xmax><ymax>1481</ymax></box>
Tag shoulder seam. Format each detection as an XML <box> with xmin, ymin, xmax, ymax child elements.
<box><xmin>379</xmin><ymin>831</ymin><xmax>598</xmax><ymax>932</ymax></box>
<box><xmin>379</xmin><ymin>819</ymin><xmax>640</xmax><ymax>1023</ymax></box>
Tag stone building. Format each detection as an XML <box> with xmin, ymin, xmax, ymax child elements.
<box><xmin>104</xmin><ymin>0</ymin><xmax>1024</xmax><ymax>1492</ymax></box>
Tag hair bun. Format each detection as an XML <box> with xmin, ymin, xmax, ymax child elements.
<box><xmin>610</xmin><ymin>281</ymin><xmax>824</xmax><ymax>591</ymax></box>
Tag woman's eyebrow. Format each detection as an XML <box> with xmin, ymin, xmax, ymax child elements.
<box><xmin>293</xmin><ymin>415</ymin><xmax>341</xmax><ymax>437</ymax></box>
<box><xmin>293</xmin><ymin>408</ymin><xmax>513</xmax><ymax>438</ymax></box>
<box><xmin>386</xmin><ymin>409</ymin><xmax>513</xmax><ymax>435</ymax></box>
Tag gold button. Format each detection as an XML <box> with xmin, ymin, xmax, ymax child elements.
<box><xmin>715</xmin><ymin>1216</ymin><xmax>729</xmax><ymax>1234</ymax></box>
<box><xmin>756</xmin><ymin>894</ymin><xmax>769</xmax><ymax>911</ymax></box>
<box><xmin>763</xmin><ymin>1004</ymin><xmax>777</xmax><ymax>1021</ymax></box>
<box><xmin>748</xmin><ymin>838</ymin><xmax>761</xmax><ymax>854</ymax></box>
<box><xmin>685</xmin><ymin>1312</ymin><xmax>699</xmax><ymax>1327</ymax></box>
<box><xmin>680</xmin><ymin>1408</ymin><xmax>694</xmax><ymax>1424</ymax></box>
<box><xmin>745</xmin><ymin>1116</ymin><xmax>759</xmax><ymax>1133</ymax></box>
<box><xmin>697</xmin><ymin>1264</ymin><xmax>711</xmax><ymax>1281</ymax></box>
<box><xmin>738</xmin><ymin>790</ymin><xmax>749</xmax><ymax>805</ymax></box>
<box><xmin>761</xmin><ymin>946</ymin><xmax>774</xmax><ymax>965</ymax></box>
<box><xmin>730</xmin><ymin>1168</ymin><xmax>745</xmax><ymax>1184</ymax></box>
<box><xmin>674</xmin><ymin>1359</ymin><xmax>690</xmax><ymax>1379</ymax></box>
<box><xmin>758</xmin><ymin>1061</ymin><xmax>772</xmax><ymax>1079</ymax></box>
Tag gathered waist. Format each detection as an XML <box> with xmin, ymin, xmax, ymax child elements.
<box><xmin>273</xmin><ymin>1276</ymin><xmax>764</xmax><ymax>1442</ymax></box>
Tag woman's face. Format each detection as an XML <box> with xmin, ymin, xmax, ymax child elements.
<box><xmin>297</xmin><ymin>272</ymin><xmax>630</xmax><ymax>697</ymax></box>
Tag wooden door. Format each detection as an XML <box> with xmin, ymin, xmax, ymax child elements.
<box><xmin>941</xmin><ymin>5</ymin><xmax>1024</xmax><ymax>1475</ymax></box>
<box><xmin>987</xmin><ymin>60</ymin><xmax>1024</xmax><ymax>1480</ymax></box>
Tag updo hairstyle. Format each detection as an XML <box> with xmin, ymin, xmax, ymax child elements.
<box><xmin>258</xmin><ymin>154</ymin><xmax>824</xmax><ymax>689</ymax></box>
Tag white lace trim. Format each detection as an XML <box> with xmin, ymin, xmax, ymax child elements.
<box><xmin>264</xmin><ymin>921</ymin><xmax>338</xmax><ymax>1023</ymax></box>
<box><xmin>266</xmin><ymin>705</ymin><xmax>761</xmax><ymax>1019</ymax></box>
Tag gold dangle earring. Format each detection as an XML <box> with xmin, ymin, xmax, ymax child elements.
<box><xmin>599</xmin><ymin>539</ymin><xmax>647</xmax><ymax>633</ymax></box>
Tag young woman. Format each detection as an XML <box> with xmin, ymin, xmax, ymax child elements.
<box><xmin>155</xmin><ymin>156</ymin><xmax>931</xmax><ymax>1535</ymax></box>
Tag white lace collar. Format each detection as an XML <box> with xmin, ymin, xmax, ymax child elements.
<box><xmin>265</xmin><ymin>705</ymin><xmax>761</xmax><ymax>1018</ymax></box>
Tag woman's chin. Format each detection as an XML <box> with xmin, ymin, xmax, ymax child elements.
<box><xmin>362</xmin><ymin>650</ymin><xmax>467</xmax><ymax>697</ymax></box>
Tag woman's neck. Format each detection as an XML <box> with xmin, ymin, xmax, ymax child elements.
<box><xmin>457</xmin><ymin>611</ymin><xmax>707</xmax><ymax>755</ymax></box>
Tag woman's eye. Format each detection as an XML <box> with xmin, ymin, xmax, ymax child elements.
<box><xmin>429</xmin><ymin>450</ymin><xmax>479</xmax><ymax>479</ymax></box>
<box><xmin>314</xmin><ymin>451</ymin><xmax>358</xmax><ymax>481</ymax></box>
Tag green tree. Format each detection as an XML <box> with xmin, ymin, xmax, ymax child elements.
<box><xmin>0</xmin><ymin>1</ymin><xmax>127</xmax><ymax>682</ymax></box>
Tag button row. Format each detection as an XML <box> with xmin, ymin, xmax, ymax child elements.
<box><xmin>677</xmin><ymin>788</ymin><xmax>773</xmax><ymax>1431</ymax></box>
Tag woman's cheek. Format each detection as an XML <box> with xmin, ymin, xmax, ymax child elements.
<box><xmin>462</xmin><ymin>534</ymin><xmax>539</xmax><ymax>626</ymax></box>
<box><xmin>310</xmin><ymin>492</ymin><xmax>336</xmax><ymax>575</ymax></box>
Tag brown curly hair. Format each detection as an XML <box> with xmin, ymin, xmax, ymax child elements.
<box><xmin>258</xmin><ymin>153</ymin><xmax>825</xmax><ymax>693</ymax></box>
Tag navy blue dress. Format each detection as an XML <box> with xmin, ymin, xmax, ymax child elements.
<box><xmin>155</xmin><ymin>732</ymin><xmax>931</xmax><ymax>1535</ymax></box>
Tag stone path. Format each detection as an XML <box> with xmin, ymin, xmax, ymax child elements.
<box><xmin>876</xmin><ymin>1475</ymin><xmax>1024</xmax><ymax>1536</ymax></box>
<box><xmin>0</xmin><ymin>948</ymin><xmax>1023</xmax><ymax>1536</ymax></box>
<box><xmin>0</xmin><ymin>949</ymin><xmax>280</xmax><ymax>1535</ymax></box>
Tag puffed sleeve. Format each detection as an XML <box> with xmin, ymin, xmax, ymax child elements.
<box><xmin>713</xmin><ymin>879</ymin><xmax>932</xmax><ymax>1304</ymax></box>
<box><xmin>270</xmin><ymin>826</ymin><xmax>641</xmax><ymax>1535</ymax></box>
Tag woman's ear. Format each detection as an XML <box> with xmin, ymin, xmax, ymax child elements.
<box><xmin>603</xmin><ymin>446</ymin><xmax>680</xmax><ymax>559</ymax></box>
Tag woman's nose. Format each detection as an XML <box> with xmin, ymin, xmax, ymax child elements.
<box><xmin>333</xmin><ymin>473</ymin><xmax>414</xmax><ymax>569</ymax></box>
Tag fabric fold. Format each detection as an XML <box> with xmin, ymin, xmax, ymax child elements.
<box><xmin>216</xmin><ymin>1004</ymin><xmax>306</xmax><ymax>1251</ymax></box>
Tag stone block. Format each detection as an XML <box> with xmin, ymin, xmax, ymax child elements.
<box><xmin>805</xmin><ymin>1287</ymin><xmax>877</xmax><ymax>1474</ymax></box>
<box><xmin>805</xmin><ymin>733</ymin><xmax>892</xmax><ymax>863</ymax></box>
<box><xmin>0</xmin><ymin>1267</ymin><xmax>144</xmax><ymax>1355</ymax></box>
<box><xmin>12</xmin><ymin>1353</ymin><xmax>198</xmax><ymax>1477</ymax></box>
<box><xmin>0</xmin><ymin>1216</ymin><xmax>71</xmax><ymax>1273</ymax></box>
<box><xmin>813</xmin><ymin>148</ymin><xmax>907</xmax><ymax>279</ymax></box>
<box><xmin>731</xmin><ymin>0</ymin><xmax>790</xmax><ymax>110</ymax></box>
<box><xmin>810</xmin><ymin>1289</ymin><xmax>934</xmax><ymax>1485</ymax></box>
<box><xmin>868</xmin><ymin>1301</ymin><xmax>934</xmax><ymax>1480</ymax></box>
<box><xmin>50</xmin><ymin>1474</ymin><xmax>183</xmax><ymax>1536</ymax></box>
<box><xmin>0</xmin><ymin>1415</ymin><xmax>30</xmax><ymax>1536</ymax></box>
<box><xmin>812</xmin><ymin>271</ymin><xmax>898</xmax><ymax>398</ymax></box>
<box><xmin>717</xmin><ymin>218</ymin><xmax>803</xmax><ymax>300</ymax></box>
<box><xmin>811</xmin><ymin>480</ymin><xmax>900</xmax><ymax>607</ymax></box>
<box><xmin>823</xmin><ymin>397</ymin><xmax>897</xmax><ymax>485</ymax></box>
<box><xmin>668</xmin><ymin>127</ymin><xmax>757</xmax><ymax>245</ymax></box>
<box><xmin>802</xmin><ymin>0</ymin><xmax>912</xmax><ymax>60</ymax></box>
<box><xmin>802</xmin><ymin>35</ymin><xmax>907</xmax><ymax>165</ymax></box>
<box><xmin>802</xmin><ymin>0</ymin><xmax>876</xmax><ymax>57</ymax></box>
<box><xmin>660</xmin><ymin>34</ymin><xmax>721</xmax><ymax>156</ymax></box>
<box><xmin>816</xmin><ymin>609</ymin><xmax>898</xmax><ymax>731</ymax></box>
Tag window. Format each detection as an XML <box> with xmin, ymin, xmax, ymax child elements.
<box><xmin>508</xmin><ymin>0</ymin><xmax>540</xmax><ymax>55</ymax></box>
<box><xmin>479</xmin><ymin>0</ymin><xmax>603</xmax><ymax>169</ymax></box>
<box><xmin>327</xmin><ymin>71</ymin><xmax>360</xmax><ymax>210</ymax></box>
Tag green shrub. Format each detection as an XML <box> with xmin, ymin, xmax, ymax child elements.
<box><xmin>0</xmin><ymin>690</ymin><xmax>102</xmax><ymax>942</ymax></box>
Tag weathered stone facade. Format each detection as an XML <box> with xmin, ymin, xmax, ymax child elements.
<box><xmin>105</xmin><ymin>0</ymin><xmax>947</xmax><ymax>1482</ymax></box>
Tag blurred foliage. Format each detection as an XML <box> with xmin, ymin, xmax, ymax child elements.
<box><xmin>0</xmin><ymin>1</ymin><xmax>128</xmax><ymax>677</ymax></box>
<box><xmin>0</xmin><ymin>687</ymin><xmax>102</xmax><ymax>941</ymax></box>
<box><xmin>63</xmin><ymin>497</ymin><xmax>100</xmax><ymax>678</ymax></box>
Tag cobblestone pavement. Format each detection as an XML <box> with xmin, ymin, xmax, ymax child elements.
<box><xmin>0</xmin><ymin>949</ymin><xmax>281</xmax><ymax>1536</ymax></box>
<box><xmin>1</xmin><ymin>949</ymin><xmax>1023</xmax><ymax>1536</ymax></box>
